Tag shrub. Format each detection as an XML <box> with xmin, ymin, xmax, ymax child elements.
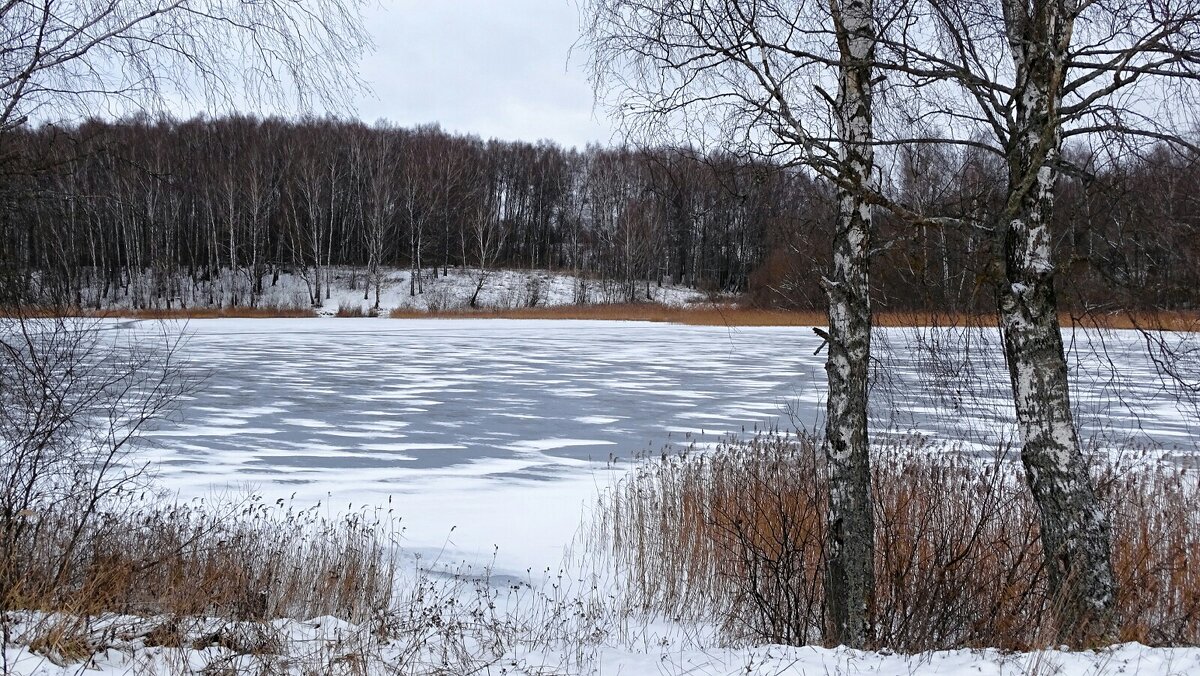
<box><xmin>336</xmin><ymin>302</ymin><xmax>377</xmax><ymax>317</ymax></box>
<box><xmin>1</xmin><ymin>315</ymin><xmax>188</xmax><ymax>617</ymax></box>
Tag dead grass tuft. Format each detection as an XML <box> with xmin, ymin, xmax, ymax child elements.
<box><xmin>336</xmin><ymin>303</ymin><xmax>378</xmax><ymax>317</ymax></box>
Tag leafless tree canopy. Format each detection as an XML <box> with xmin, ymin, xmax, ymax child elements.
<box><xmin>880</xmin><ymin>1</ymin><xmax>1200</xmax><ymax>157</ymax></box>
<box><xmin>586</xmin><ymin>0</ymin><xmax>860</xmax><ymax>169</ymax></box>
<box><xmin>0</xmin><ymin>0</ymin><xmax>372</xmax><ymax>134</ymax></box>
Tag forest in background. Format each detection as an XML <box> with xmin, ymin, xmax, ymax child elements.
<box><xmin>0</xmin><ymin>114</ymin><xmax>1196</xmax><ymax>313</ymax></box>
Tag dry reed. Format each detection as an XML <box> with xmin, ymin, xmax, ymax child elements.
<box><xmin>112</xmin><ymin>305</ymin><xmax>318</xmax><ymax>319</ymax></box>
<box><xmin>590</xmin><ymin>432</ymin><xmax>1200</xmax><ymax>651</ymax></box>
<box><xmin>4</xmin><ymin>496</ymin><xmax>399</xmax><ymax>625</ymax></box>
<box><xmin>4</xmin><ymin>301</ymin><xmax>1198</xmax><ymax>330</ymax></box>
<box><xmin>392</xmin><ymin>305</ymin><xmax>1199</xmax><ymax>330</ymax></box>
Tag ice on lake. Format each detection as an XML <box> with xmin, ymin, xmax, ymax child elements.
<box><xmin>117</xmin><ymin>318</ymin><xmax>1198</xmax><ymax>571</ymax></box>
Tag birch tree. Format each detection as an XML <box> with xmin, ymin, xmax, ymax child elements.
<box><xmin>879</xmin><ymin>0</ymin><xmax>1200</xmax><ymax>641</ymax></box>
<box><xmin>466</xmin><ymin>149</ymin><xmax>507</xmax><ymax>308</ymax></box>
<box><xmin>995</xmin><ymin>1</ymin><xmax>1116</xmax><ymax>640</ymax></box>
<box><xmin>584</xmin><ymin>0</ymin><xmax>885</xmax><ymax>646</ymax></box>
<box><xmin>361</xmin><ymin>126</ymin><xmax>399</xmax><ymax>310</ymax></box>
<box><xmin>291</xmin><ymin>133</ymin><xmax>336</xmax><ymax>306</ymax></box>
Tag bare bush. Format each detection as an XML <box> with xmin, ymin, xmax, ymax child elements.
<box><xmin>420</xmin><ymin>279</ymin><xmax>457</xmax><ymax>313</ymax></box>
<box><xmin>0</xmin><ymin>312</ymin><xmax>190</xmax><ymax>667</ymax></box>
<box><xmin>0</xmin><ymin>315</ymin><xmax>187</xmax><ymax>599</ymax></box>
<box><xmin>524</xmin><ymin>275</ymin><xmax>545</xmax><ymax>308</ymax></box>
<box><xmin>590</xmin><ymin>432</ymin><xmax>1200</xmax><ymax>651</ymax></box>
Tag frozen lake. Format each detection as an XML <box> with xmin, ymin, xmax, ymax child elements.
<box><xmin>121</xmin><ymin>318</ymin><xmax>1198</xmax><ymax>570</ymax></box>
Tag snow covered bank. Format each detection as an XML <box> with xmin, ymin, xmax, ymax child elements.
<box><xmin>67</xmin><ymin>266</ymin><xmax>710</xmax><ymax>315</ymax></box>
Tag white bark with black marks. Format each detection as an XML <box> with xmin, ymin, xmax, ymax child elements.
<box><xmin>823</xmin><ymin>0</ymin><xmax>876</xmax><ymax>650</ymax></box>
<box><xmin>579</xmin><ymin>0</ymin><xmax>884</xmax><ymax>646</ymax></box>
<box><xmin>998</xmin><ymin>0</ymin><xmax>1115</xmax><ymax>643</ymax></box>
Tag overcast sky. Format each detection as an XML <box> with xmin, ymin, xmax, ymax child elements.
<box><xmin>354</xmin><ymin>1</ymin><xmax>615</xmax><ymax>149</ymax></box>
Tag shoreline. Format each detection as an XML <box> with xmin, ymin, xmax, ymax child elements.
<box><xmin>9</xmin><ymin>303</ymin><xmax>1199</xmax><ymax>331</ymax></box>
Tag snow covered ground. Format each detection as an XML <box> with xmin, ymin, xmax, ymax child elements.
<box><xmin>78</xmin><ymin>266</ymin><xmax>709</xmax><ymax>314</ymax></box>
<box><xmin>8</xmin><ymin>318</ymin><xmax>1199</xmax><ymax>674</ymax></box>
<box><xmin>6</xmin><ymin>617</ymin><xmax>1200</xmax><ymax>675</ymax></box>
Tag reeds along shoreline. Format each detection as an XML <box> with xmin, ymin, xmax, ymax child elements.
<box><xmin>589</xmin><ymin>432</ymin><xmax>1200</xmax><ymax>651</ymax></box>
<box><xmin>15</xmin><ymin>303</ymin><xmax>1197</xmax><ymax>331</ymax></box>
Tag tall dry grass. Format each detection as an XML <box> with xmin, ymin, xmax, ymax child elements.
<box><xmin>1</xmin><ymin>493</ymin><xmax>629</xmax><ymax>674</ymax></box>
<box><xmin>589</xmin><ymin>432</ymin><xmax>1200</xmax><ymax>651</ymax></box>
<box><xmin>0</xmin><ymin>305</ymin><xmax>318</xmax><ymax>319</ymax></box>
<box><xmin>336</xmin><ymin>302</ymin><xmax>380</xmax><ymax>317</ymax></box>
<box><xmin>3</xmin><ymin>494</ymin><xmax>547</xmax><ymax>673</ymax></box>
<box><xmin>5</xmin><ymin>299</ymin><xmax>1198</xmax><ymax>330</ymax></box>
<box><xmin>386</xmin><ymin>303</ymin><xmax>819</xmax><ymax>325</ymax></box>
<box><xmin>387</xmin><ymin>303</ymin><xmax>962</xmax><ymax>326</ymax></box>
<box><xmin>5</xmin><ymin>496</ymin><xmax>399</xmax><ymax>629</ymax></box>
<box><xmin>394</xmin><ymin>304</ymin><xmax>1200</xmax><ymax>329</ymax></box>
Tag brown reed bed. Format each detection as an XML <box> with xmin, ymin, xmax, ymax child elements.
<box><xmin>0</xmin><ymin>494</ymin><xmax>471</xmax><ymax>672</ymax></box>
<box><xmin>388</xmin><ymin>304</ymin><xmax>979</xmax><ymax>327</ymax></box>
<box><xmin>4</xmin><ymin>301</ymin><xmax>1197</xmax><ymax>330</ymax></box>
<box><xmin>2</xmin><ymin>497</ymin><xmax>399</xmax><ymax>627</ymax></box>
<box><xmin>391</xmin><ymin>304</ymin><xmax>1200</xmax><ymax>330</ymax></box>
<box><xmin>588</xmin><ymin>432</ymin><xmax>1200</xmax><ymax>651</ymax></box>
<box><xmin>387</xmin><ymin>303</ymin><xmax>824</xmax><ymax>325</ymax></box>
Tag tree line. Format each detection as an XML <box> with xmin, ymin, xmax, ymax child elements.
<box><xmin>0</xmin><ymin>116</ymin><xmax>801</xmax><ymax>309</ymax></box>
<box><xmin>1</xmin><ymin>115</ymin><xmax>1196</xmax><ymax>313</ymax></box>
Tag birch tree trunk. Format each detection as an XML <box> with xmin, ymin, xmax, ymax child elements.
<box><xmin>999</xmin><ymin>0</ymin><xmax>1114</xmax><ymax>643</ymax></box>
<box><xmin>823</xmin><ymin>0</ymin><xmax>875</xmax><ymax>649</ymax></box>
